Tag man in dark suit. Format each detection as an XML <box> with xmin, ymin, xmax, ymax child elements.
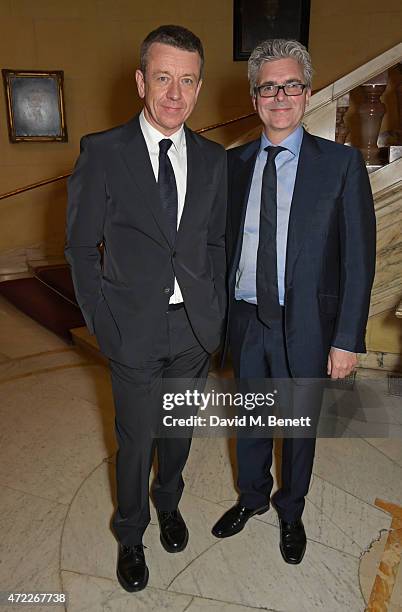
<box><xmin>212</xmin><ymin>39</ymin><xmax>376</xmax><ymax>564</ymax></box>
<box><xmin>65</xmin><ymin>25</ymin><xmax>226</xmax><ymax>592</ymax></box>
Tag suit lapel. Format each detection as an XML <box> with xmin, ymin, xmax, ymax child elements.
<box><xmin>229</xmin><ymin>140</ymin><xmax>259</xmax><ymax>276</ymax></box>
<box><xmin>176</xmin><ymin>127</ymin><xmax>208</xmax><ymax>240</ymax></box>
<box><xmin>118</xmin><ymin>116</ymin><xmax>174</xmax><ymax>248</ymax></box>
<box><xmin>285</xmin><ymin>130</ymin><xmax>323</xmax><ymax>286</ymax></box>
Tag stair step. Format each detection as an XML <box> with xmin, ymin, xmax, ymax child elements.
<box><xmin>70</xmin><ymin>326</ymin><xmax>106</xmax><ymax>364</ymax></box>
<box><xmin>33</xmin><ymin>263</ymin><xmax>78</xmax><ymax>305</ymax></box>
<box><xmin>0</xmin><ymin>277</ymin><xmax>84</xmax><ymax>341</ymax></box>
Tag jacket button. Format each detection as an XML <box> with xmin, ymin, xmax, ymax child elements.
<box><xmin>163</xmin><ymin>287</ymin><xmax>171</xmax><ymax>294</ymax></box>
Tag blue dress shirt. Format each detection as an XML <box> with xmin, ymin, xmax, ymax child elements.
<box><xmin>236</xmin><ymin>125</ymin><xmax>303</xmax><ymax>306</ymax></box>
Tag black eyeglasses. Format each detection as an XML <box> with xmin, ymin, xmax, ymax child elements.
<box><xmin>255</xmin><ymin>82</ymin><xmax>307</xmax><ymax>98</ymax></box>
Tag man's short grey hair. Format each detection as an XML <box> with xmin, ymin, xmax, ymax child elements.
<box><xmin>248</xmin><ymin>39</ymin><xmax>313</xmax><ymax>95</ymax></box>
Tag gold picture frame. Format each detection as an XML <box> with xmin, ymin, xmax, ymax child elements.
<box><xmin>2</xmin><ymin>69</ymin><xmax>68</xmax><ymax>142</ymax></box>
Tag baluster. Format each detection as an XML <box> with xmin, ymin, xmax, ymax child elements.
<box><xmin>335</xmin><ymin>94</ymin><xmax>350</xmax><ymax>144</ymax></box>
<box><xmin>357</xmin><ymin>70</ymin><xmax>388</xmax><ymax>167</ymax></box>
<box><xmin>396</xmin><ymin>63</ymin><xmax>402</xmax><ymax>128</ymax></box>
<box><xmin>390</xmin><ymin>63</ymin><xmax>402</xmax><ymax>162</ymax></box>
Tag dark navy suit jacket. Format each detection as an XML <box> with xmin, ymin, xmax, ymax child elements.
<box><xmin>225</xmin><ymin>129</ymin><xmax>376</xmax><ymax>378</ymax></box>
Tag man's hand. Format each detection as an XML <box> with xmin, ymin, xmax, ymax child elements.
<box><xmin>327</xmin><ymin>347</ymin><xmax>357</xmax><ymax>379</ymax></box>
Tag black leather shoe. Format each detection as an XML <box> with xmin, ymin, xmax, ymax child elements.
<box><xmin>116</xmin><ymin>544</ymin><xmax>149</xmax><ymax>592</ymax></box>
<box><xmin>211</xmin><ymin>503</ymin><xmax>269</xmax><ymax>538</ymax></box>
<box><xmin>279</xmin><ymin>518</ymin><xmax>307</xmax><ymax>564</ymax></box>
<box><xmin>157</xmin><ymin>509</ymin><xmax>189</xmax><ymax>553</ymax></box>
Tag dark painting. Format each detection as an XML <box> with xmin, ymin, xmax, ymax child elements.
<box><xmin>234</xmin><ymin>0</ymin><xmax>311</xmax><ymax>60</ymax></box>
<box><xmin>2</xmin><ymin>70</ymin><xmax>67</xmax><ymax>142</ymax></box>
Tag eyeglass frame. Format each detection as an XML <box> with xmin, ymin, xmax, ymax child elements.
<box><xmin>254</xmin><ymin>82</ymin><xmax>307</xmax><ymax>98</ymax></box>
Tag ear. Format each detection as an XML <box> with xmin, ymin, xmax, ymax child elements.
<box><xmin>305</xmin><ymin>87</ymin><xmax>311</xmax><ymax>106</ymax></box>
<box><xmin>195</xmin><ymin>78</ymin><xmax>203</xmax><ymax>101</ymax></box>
<box><xmin>135</xmin><ymin>69</ymin><xmax>145</xmax><ymax>99</ymax></box>
<box><xmin>252</xmin><ymin>94</ymin><xmax>257</xmax><ymax>111</ymax></box>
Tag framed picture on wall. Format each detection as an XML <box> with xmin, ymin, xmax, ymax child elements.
<box><xmin>2</xmin><ymin>69</ymin><xmax>68</xmax><ymax>142</ymax></box>
<box><xmin>233</xmin><ymin>0</ymin><xmax>311</xmax><ymax>61</ymax></box>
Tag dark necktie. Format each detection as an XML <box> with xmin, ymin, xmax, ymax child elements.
<box><xmin>158</xmin><ymin>138</ymin><xmax>178</xmax><ymax>244</ymax></box>
<box><xmin>256</xmin><ymin>145</ymin><xmax>285</xmax><ymax>326</ymax></box>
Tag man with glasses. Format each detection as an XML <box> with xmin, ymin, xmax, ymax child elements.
<box><xmin>212</xmin><ymin>39</ymin><xmax>375</xmax><ymax>564</ymax></box>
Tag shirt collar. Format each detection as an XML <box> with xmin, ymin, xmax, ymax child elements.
<box><xmin>259</xmin><ymin>124</ymin><xmax>303</xmax><ymax>157</ymax></box>
<box><xmin>139</xmin><ymin>110</ymin><xmax>185</xmax><ymax>153</ymax></box>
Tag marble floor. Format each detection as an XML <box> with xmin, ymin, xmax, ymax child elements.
<box><xmin>0</xmin><ymin>294</ymin><xmax>401</xmax><ymax>612</ymax></box>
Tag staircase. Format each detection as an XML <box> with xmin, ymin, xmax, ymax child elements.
<box><xmin>0</xmin><ymin>263</ymin><xmax>85</xmax><ymax>342</ymax></box>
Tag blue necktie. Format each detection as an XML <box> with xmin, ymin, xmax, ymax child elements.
<box><xmin>158</xmin><ymin>139</ymin><xmax>178</xmax><ymax>244</ymax></box>
<box><xmin>256</xmin><ymin>145</ymin><xmax>285</xmax><ymax>326</ymax></box>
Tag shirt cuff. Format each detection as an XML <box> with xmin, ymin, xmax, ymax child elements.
<box><xmin>331</xmin><ymin>346</ymin><xmax>353</xmax><ymax>354</ymax></box>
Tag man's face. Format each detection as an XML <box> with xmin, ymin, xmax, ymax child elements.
<box><xmin>252</xmin><ymin>57</ymin><xmax>311</xmax><ymax>143</ymax></box>
<box><xmin>135</xmin><ymin>42</ymin><xmax>202</xmax><ymax>136</ymax></box>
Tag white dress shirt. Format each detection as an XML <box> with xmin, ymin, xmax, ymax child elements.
<box><xmin>139</xmin><ymin>110</ymin><xmax>186</xmax><ymax>304</ymax></box>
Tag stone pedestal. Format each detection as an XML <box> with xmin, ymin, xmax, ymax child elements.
<box><xmin>357</xmin><ymin>70</ymin><xmax>388</xmax><ymax>165</ymax></box>
<box><xmin>378</xmin><ymin>63</ymin><xmax>402</xmax><ymax>162</ymax></box>
<box><xmin>335</xmin><ymin>93</ymin><xmax>350</xmax><ymax>144</ymax></box>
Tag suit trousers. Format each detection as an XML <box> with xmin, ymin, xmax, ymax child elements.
<box><xmin>229</xmin><ymin>299</ymin><xmax>323</xmax><ymax>521</ymax></box>
<box><xmin>110</xmin><ymin>305</ymin><xmax>209</xmax><ymax>546</ymax></box>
